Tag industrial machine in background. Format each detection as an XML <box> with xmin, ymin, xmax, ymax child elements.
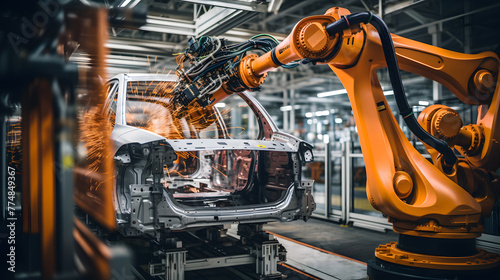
<box><xmin>171</xmin><ymin>6</ymin><xmax>500</xmax><ymax>280</ymax></box>
<box><xmin>0</xmin><ymin>1</ymin><xmax>147</xmax><ymax>279</ymax></box>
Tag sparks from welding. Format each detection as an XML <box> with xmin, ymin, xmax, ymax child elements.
<box><xmin>165</xmin><ymin>165</ymin><xmax>171</xmax><ymax>179</ymax></box>
<box><xmin>187</xmin><ymin>152</ymin><xmax>228</xmax><ymax>178</ymax></box>
<box><xmin>140</xmin><ymin>80</ymin><xmax>155</xmax><ymax>95</ymax></box>
<box><xmin>81</xmin><ymin>77</ymin><xmax>255</xmax><ymax>192</ymax></box>
<box><xmin>211</xmin><ymin>164</ymin><xmax>228</xmax><ymax>178</ymax></box>
<box><xmin>79</xmin><ymin>103</ymin><xmax>115</xmax><ymax>191</ymax></box>
<box><xmin>6</xmin><ymin>121</ymin><xmax>22</xmax><ymax>168</ymax></box>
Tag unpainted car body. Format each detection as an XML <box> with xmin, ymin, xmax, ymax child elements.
<box><xmin>104</xmin><ymin>73</ymin><xmax>315</xmax><ymax>238</ymax></box>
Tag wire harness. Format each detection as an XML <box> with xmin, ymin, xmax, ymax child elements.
<box><xmin>173</xmin><ymin>35</ymin><xmax>299</xmax><ymax>108</ymax></box>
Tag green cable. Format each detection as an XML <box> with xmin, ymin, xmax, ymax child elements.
<box><xmin>402</xmin><ymin>111</ymin><xmax>414</xmax><ymax>119</ymax></box>
<box><xmin>198</xmin><ymin>36</ymin><xmax>208</xmax><ymax>45</ymax></box>
<box><xmin>250</xmin><ymin>34</ymin><xmax>279</xmax><ymax>45</ymax></box>
<box><xmin>366</xmin><ymin>12</ymin><xmax>373</xmax><ymax>24</ymax></box>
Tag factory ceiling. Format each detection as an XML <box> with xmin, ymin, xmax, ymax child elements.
<box><xmin>73</xmin><ymin>0</ymin><xmax>500</xmax><ymax>112</ymax></box>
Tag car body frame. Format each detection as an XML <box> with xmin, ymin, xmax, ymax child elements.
<box><xmin>104</xmin><ymin>73</ymin><xmax>315</xmax><ymax>238</ymax></box>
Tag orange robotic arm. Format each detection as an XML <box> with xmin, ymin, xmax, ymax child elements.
<box><xmin>234</xmin><ymin>7</ymin><xmax>500</xmax><ymax>241</ymax></box>
<box><xmin>172</xmin><ymin>6</ymin><xmax>500</xmax><ymax>276</ymax></box>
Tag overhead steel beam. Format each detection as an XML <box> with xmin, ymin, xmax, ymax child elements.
<box><xmin>403</xmin><ymin>9</ymin><xmax>429</xmax><ymax>25</ymax></box>
<box><xmin>113</xmin><ymin>2</ymin><xmax>281</xmax><ymax>38</ymax></box>
<box><xmin>181</xmin><ymin>0</ymin><xmax>269</xmax><ymax>12</ymax></box>
<box><xmin>106</xmin><ymin>37</ymin><xmax>183</xmax><ymax>54</ymax></box>
<box><xmin>267</xmin><ymin>0</ymin><xmax>284</xmax><ymax>13</ymax></box>
<box><xmin>140</xmin><ymin>16</ymin><xmax>195</xmax><ymax>36</ymax></box>
<box><xmin>70</xmin><ymin>54</ymin><xmax>154</xmax><ymax>67</ymax></box>
<box><xmin>378</xmin><ymin>0</ymin><xmax>383</xmax><ymax>18</ymax></box>
<box><xmin>359</xmin><ymin>0</ymin><xmax>371</xmax><ymax>11</ymax></box>
<box><xmin>404</xmin><ymin>8</ymin><xmax>464</xmax><ymax>48</ymax></box>
<box><xmin>274</xmin><ymin>3</ymin><xmax>353</xmax><ymax>33</ymax></box>
<box><xmin>397</xmin><ymin>2</ymin><xmax>500</xmax><ymax>35</ymax></box>
<box><xmin>136</xmin><ymin>10</ymin><xmax>261</xmax><ymax>38</ymax></box>
<box><xmin>195</xmin><ymin>7</ymin><xmax>258</xmax><ymax>36</ymax></box>
<box><xmin>148</xmin><ymin>2</ymin><xmax>193</xmax><ymax>19</ymax></box>
<box><xmin>222</xmin><ymin>28</ymin><xmax>287</xmax><ymax>42</ymax></box>
<box><xmin>384</xmin><ymin>0</ymin><xmax>425</xmax><ymax>15</ymax></box>
<box><xmin>368</xmin><ymin>0</ymin><xmax>428</xmax><ymax>18</ymax></box>
<box><xmin>261</xmin><ymin>0</ymin><xmax>317</xmax><ymax>24</ymax></box>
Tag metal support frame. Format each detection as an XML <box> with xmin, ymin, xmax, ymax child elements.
<box><xmin>147</xmin><ymin>227</ymin><xmax>284</xmax><ymax>280</ymax></box>
<box><xmin>141</xmin><ymin>16</ymin><xmax>195</xmax><ymax>36</ymax></box>
<box><xmin>344</xmin><ymin>143</ymin><xmax>353</xmax><ymax>225</ymax></box>
<box><xmin>324</xmin><ymin>141</ymin><xmax>331</xmax><ymax>218</ymax></box>
<box><xmin>397</xmin><ymin>2</ymin><xmax>500</xmax><ymax>35</ymax></box>
<box><xmin>283</xmin><ymin>73</ymin><xmax>289</xmax><ymax>132</ymax></box>
<box><xmin>149</xmin><ymin>250</ymin><xmax>259</xmax><ymax>279</ymax></box>
<box><xmin>311</xmin><ymin>141</ymin><xmax>393</xmax><ymax>231</ymax></box>
<box><xmin>345</xmin><ymin>143</ymin><xmax>393</xmax><ymax>232</ymax></box>
<box><xmin>429</xmin><ymin>24</ymin><xmax>442</xmax><ymax>101</ymax></box>
<box><xmin>255</xmin><ymin>241</ymin><xmax>280</xmax><ymax>276</ymax></box>
<box><xmin>195</xmin><ymin>6</ymin><xmax>259</xmax><ymax>36</ymax></box>
<box><xmin>290</xmin><ymin>74</ymin><xmax>296</xmax><ymax>133</ymax></box>
<box><xmin>185</xmin><ymin>254</ymin><xmax>256</xmax><ymax>271</ymax></box>
<box><xmin>463</xmin><ymin>1</ymin><xmax>471</xmax><ymax>54</ymax></box>
<box><xmin>340</xmin><ymin>142</ymin><xmax>348</xmax><ymax>223</ymax></box>
<box><xmin>378</xmin><ymin>0</ymin><xmax>384</xmax><ymax>19</ymax></box>
<box><xmin>164</xmin><ymin>250</ymin><xmax>187</xmax><ymax>280</ymax></box>
<box><xmin>310</xmin><ymin>142</ymin><xmax>343</xmax><ymax>223</ymax></box>
<box><xmin>106</xmin><ymin>37</ymin><xmax>181</xmax><ymax>54</ymax></box>
<box><xmin>181</xmin><ymin>0</ymin><xmax>269</xmax><ymax>12</ymax></box>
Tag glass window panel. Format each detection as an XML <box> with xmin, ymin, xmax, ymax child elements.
<box><xmin>302</xmin><ymin>154</ymin><xmax>326</xmax><ymax>216</ymax></box>
<box><xmin>124</xmin><ymin>82</ymin><xmax>260</xmax><ymax>140</ymax></box>
<box><xmin>329</xmin><ymin>156</ymin><xmax>342</xmax><ymax>213</ymax></box>
<box><xmin>351</xmin><ymin>157</ymin><xmax>384</xmax><ymax>218</ymax></box>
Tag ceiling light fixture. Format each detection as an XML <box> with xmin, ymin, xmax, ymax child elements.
<box><xmin>120</xmin><ymin>0</ymin><xmax>132</xmax><ymax>7</ymax></box>
<box><xmin>317</xmin><ymin>89</ymin><xmax>347</xmax><ymax>98</ymax></box>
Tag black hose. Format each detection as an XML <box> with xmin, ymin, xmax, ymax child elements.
<box><xmin>325</xmin><ymin>12</ymin><xmax>458</xmax><ymax>166</ymax></box>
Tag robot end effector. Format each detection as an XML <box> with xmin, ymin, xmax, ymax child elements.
<box><xmin>170</xmin><ymin>34</ymin><xmax>299</xmax><ymax>112</ymax></box>
<box><xmin>169</xmin><ymin>8</ymin><xmax>355</xmax><ymax>111</ymax></box>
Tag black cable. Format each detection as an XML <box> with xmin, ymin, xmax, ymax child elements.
<box><xmin>187</xmin><ymin>37</ymin><xmax>291</xmax><ymax>80</ymax></box>
<box><xmin>325</xmin><ymin>12</ymin><xmax>458</xmax><ymax>166</ymax></box>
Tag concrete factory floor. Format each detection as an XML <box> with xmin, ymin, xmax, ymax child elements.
<box><xmin>185</xmin><ymin>218</ymin><xmax>398</xmax><ymax>280</ymax></box>
<box><xmin>263</xmin><ymin>218</ymin><xmax>399</xmax><ymax>280</ymax></box>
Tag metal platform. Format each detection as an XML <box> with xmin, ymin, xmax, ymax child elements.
<box><xmin>119</xmin><ymin>224</ymin><xmax>323</xmax><ymax>280</ymax></box>
<box><xmin>98</xmin><ymin>220</ymin><xmax>372</xmax><ymax>280</ymax></box>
